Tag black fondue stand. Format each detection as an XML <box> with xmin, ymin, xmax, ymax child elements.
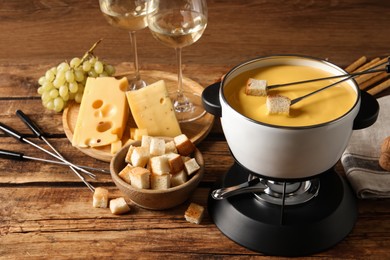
<box><xmin>202</xmin><ymin>82</ymin><xmax>379</xmax><ymax>256</ymax></box>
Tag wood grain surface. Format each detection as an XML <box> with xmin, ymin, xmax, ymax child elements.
<box><xmin>1</xmin><ymin>0</ymin><xmax>390</xmax><ymax>259</ymax></box>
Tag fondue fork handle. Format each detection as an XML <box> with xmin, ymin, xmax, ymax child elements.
<box><xmin>0</xmin><ymin>149</ymin><xmax>110</xmax><ymax>174</ymax></box>
<box><xmin>15</xmin><ymin>110</ymin><xmax>106</xmax><ymax>175</ymax></box>
<box><xmin>211</xmin><ymin>178</ymin><xmax>267</xmax><ymax>200</ymax></box>
<box><xmin>0</xmin><ymin>119</ymin><xmax>96</xmax><ymax>179</ymax></box>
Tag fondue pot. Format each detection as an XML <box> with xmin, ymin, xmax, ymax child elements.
<box><xmin>203</xmin><ymin>55</ymin><xmax>379</xmax><ymax>256</ymax></box>
<box><xmin>202</xmin><ymin>55</ymin><xmax>379</xmax><ymax>180</ymax></box>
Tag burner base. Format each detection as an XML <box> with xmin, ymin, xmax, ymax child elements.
<box><xmin>208</xmin><ymin>164</ymin><xmax>357</xmax><ymax>256</ymax></box>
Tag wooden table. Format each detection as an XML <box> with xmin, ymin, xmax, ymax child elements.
<box><xmin>1</xmin><ymin>0</ymin><xmax>390</xmax><ymax>258</ymax></box>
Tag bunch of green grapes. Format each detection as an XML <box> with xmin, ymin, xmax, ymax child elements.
<box><xmin>37</xmin><ymin>54</ymin><xmax>116</xmax><ymax>112</ymax></box>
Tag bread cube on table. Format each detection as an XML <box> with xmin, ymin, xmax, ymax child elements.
<box><xmin>184</xmin><ymin>203</ymin><xmax>205</xmax><ymax>224</ymax></box>
<box><xmin>129</xmin><ymin>167</ymin><xmax>151</xmax><ymax>189</ymax></box>
<box><xmin>109</xmin><ymin>197</ymin><xmax>131</xmax><ymax>215</ymax></box>
<box><xmin>93</xmin><ymin>187</ymin><xmax>109</xmax><ymax>208</ymax></box>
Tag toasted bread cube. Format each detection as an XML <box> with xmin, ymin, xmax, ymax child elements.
<box><xmin>141</xmin><ymin>135</ymin><xmax>153</xmax><ymax>149</ymax></box>
<box><xmin>118</xmin><ymin>164</ymin><xmax>134</xmax><ymax>184</ymax></box>
<box><xmin>129</xmin><ymin>167</ymin><xmax>151</xmax><ymax>189</ymax></box>
<box><xmin>266</xmin><ymin>94</ymin><xmax>291</xmax><ymax>115</ymax></box>
<box><xmin>93</xmin><ymin>187</ymin><xmax>109</xmax><ymax>208</ymax></box>
<box><xmin>150</xmin><ymin>137</ymin><xmax>166</xmax><ymax>156</ymax></box>
<box><xmin>245</xmin><ymin>78</ymin><xmax>267</xmax><ymax>96</ymax></box>
<box><xmin>171</xmin><ymin>170</ymin><xmax>187</xmax><ymax>187</ymax></box>
<box><xmin>151</xmin><ymin>173</ymin><xmax>171</xmax><ymax>190</ymax></box>
<box><xmin>131</xmin><ymin>146</ymin><xmax>150</xmax><ymax>167</ymax></box>
<box><xmin>125</xmin><ymin>145</ymin><xmax>136</xmax><ymax>164</ymax></box>
<box><xmin>166</xmin><ymin>152</ymin><xmax>184</xmax><ymax>174</ymax></box>
<box><xmin>165</xmin><ymin>140</ymin><xmax>178</xmax><ymax>153</ymax></box>
<box><xmin>184</xmin><ymin>158</ymin><xmax>200</xmax><ymax>176</ymax></box>
<box><xmin>110</xmin><ymin>140</ymin><xmax>122</xmax><ymax>155</ymax></box>
<box><xmin>149</xmin><ymin>155</ymin><xmax>170</xmax><ymax>175</ymax></box>
<box><xmin>184</xmin><ymin>203</ymin><xmax>205</xmax><ymax>224</ymax></box>
<box><xmin>109</xmin><ymin>197</ymin><xmax>131</xmax><ymax>215</ymax></box>
<box><xmin>174</xmin><ymin>134</ymin><xmax>195</xmax><ymax>156</ymax></box>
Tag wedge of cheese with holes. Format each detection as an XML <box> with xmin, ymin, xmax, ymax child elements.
<box><xmin>126</xmin><ymin>80</ymin><xmax>181</xmax><ymax>137</ymax></box>
<box><xmin>72</xmin><ymin>77</ymin><xmax>129</xmax><ymax>148</ymax></box>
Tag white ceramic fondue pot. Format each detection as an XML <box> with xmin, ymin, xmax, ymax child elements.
<box><xmin>202</xmin><ymin>55</ymin><xmax>379</xmax><ymax>180</ymax></box>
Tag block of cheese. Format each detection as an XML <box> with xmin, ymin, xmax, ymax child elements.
<box><xmin>126</xmin><ymin>80</ymin><xmax>181</xmax><ymax>137</ymax></box>
<box><xmin>72</xmin><ymin>77</ymin><xmax>129</xmax><ymax>148</ymax></box>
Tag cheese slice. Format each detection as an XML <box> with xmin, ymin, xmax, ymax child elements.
<box><xmin>72</xmin><ymin>77</ymin><xmax>129</xmax><ymax>148</ymax></box>
<box><xmin>126</xmin><ymin>80</ymin><xmax>181</xmax><ymax>137</ymax></box>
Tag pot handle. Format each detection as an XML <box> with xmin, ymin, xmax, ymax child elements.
<box><xmin>202</xmin><ymin>81</ymin><xmax>222</xmax><ymax>117</ymax></box>
<box><xmin>353</xmin><ymin>91</ymin><xmax>379</xmax><ymax>130</ymax></box>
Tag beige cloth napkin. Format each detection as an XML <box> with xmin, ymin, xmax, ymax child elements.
<box><xmin>341</xmin><ymin>95</ymin><xmax>390</xmax><ymax>199</ymax></box>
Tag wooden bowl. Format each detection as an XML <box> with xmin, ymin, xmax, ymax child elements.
<box><xmin>110</xmin><ymin>139</ymin><xmax>204</xmax><ymax>210</ymax></box>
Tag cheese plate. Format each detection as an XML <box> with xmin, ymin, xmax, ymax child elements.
<box><xmin>63</xmin><ymin>70</ymin><xmax>214</xmax><ymax>162</ymax></box>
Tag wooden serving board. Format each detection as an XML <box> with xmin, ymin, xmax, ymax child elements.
<box><xmin>63</xmin><ymin>70</ymin><xmax>214</xmax><ymax>162</ymax></box>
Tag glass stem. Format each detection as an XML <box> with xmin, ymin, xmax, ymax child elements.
<box><xmin>129</xmin><ymin>31</ymin><xmax>140</xmax><ymax>81</ymax></box>
<box><xmin>174</xmin><ymin>47</ymin><xmax>192</xmax><ymax>113</ymax></box>
<box><xmin>129</xmin><ymin>31</ymin><xmax>146</xmax><ymax>90</ymax></box>
<box><xmin>176</xmin><ymin>47</ymin><xmax>183</xmax><ymax>96</ymax></box>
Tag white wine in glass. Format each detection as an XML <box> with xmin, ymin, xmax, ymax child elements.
<box><xmin>147</xmin><ymin>0</ymin><xmax>208</xmax><ymax>122</ymax></box>
<box><xmin>99</xmin><ymin>0</ymin><xmax>150</xmax><ymax>90</ymax></box>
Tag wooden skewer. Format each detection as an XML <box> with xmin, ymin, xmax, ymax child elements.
<box><xmin>355</xmin><ymin>57</ymin><xmax>388</xmax><ymax>85</ymax></box>
<box><xmin>345</xmin><ymin>56</ymin><xmax>367</xmax><ymax>73</ymax></box>
<box><xmin>367</xmin><ymin>78</ymin><xmax>390</xmax><ymax>95</ymax></box>
<box><xmin>360</xmin><ymin>72</ymin><xmax>389</xmax><ymax>90</ymax></box>
<box><xmin>344</xmin><ymin>55</ymin><xmax>390</xmax><ymax>95</ymax></box>
<box><xmin>353</xmin><ymin>57</ymin><xmax>381</xmax><ymax>73</ymax></box>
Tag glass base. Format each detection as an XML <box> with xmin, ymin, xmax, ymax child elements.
<box><xmin>128</xmin><ymin>77</ymin><xmax>147</xmax><ymax>91</ymax></box>
<box><xmin>171</xmin><ymin>91</ymin><xmax>206</xmax><ymax>123</ymax></box>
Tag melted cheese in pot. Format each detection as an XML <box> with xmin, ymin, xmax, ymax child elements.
<box><xmin>224</xmin><ymin>65</ymin><xmax>358</xmax><ymax>127</ymax></box>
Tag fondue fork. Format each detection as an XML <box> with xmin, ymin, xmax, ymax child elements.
<box><xmin>267</xmin><ymin>60</ymin><xmax>390</xmax><ymax>114</ymax></box>
<box><xmin>290</xmin><ymin>64</ymin><xmax>389</xmax><ymax>106</ymax></box>
<box><xmin>0</xmin><ymin>122</ymin><xmax>96</xmax><ymax>192</ymax></box>
<box><xmin>15</xmin><ymin>110</ymin><xmax>107</xmax><ymax>173</ymax></box>
<box><xmin>266</xmin><ymin>60</ymin><xmax>390</xmax><ymax>91</ymax></box>
<box><xmin>0</xmin><ymin>149</ymin><xmax>110</xmax><ymax>174</ymax></box>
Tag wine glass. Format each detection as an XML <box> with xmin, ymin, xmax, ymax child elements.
<box><xmin>147</xmin><ymin>0</ymin><xmax>208</xmax><ymax>122</ymax></box>
<box><xmin>99</xmin><ymin>0</ymin><xmax>150</xmax><ymax>90</ymax></box>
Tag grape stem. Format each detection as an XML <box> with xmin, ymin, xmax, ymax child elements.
<box><xmin>79</xmin><ymin>38</ymin><xmax>103</xmax><ymax>65</ymax></box>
